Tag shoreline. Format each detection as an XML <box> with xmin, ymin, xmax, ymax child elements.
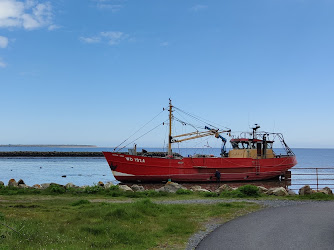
<box><xmin>0</xmin><ymin>151</ymin><xmax>104</xmax><ymax>157</ymax></box>
<box><xmin>0</xmin><ymin>145</ymin><xmax>97</xmax><ymax>148</ymax></box>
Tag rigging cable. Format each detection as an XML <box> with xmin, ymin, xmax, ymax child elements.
<box><xmin>114</xmin><ymin>109</ymin><xmax>166</xmax><ymax>151</ymax></box>
<box><xmin>173</xmin><ymin>106</ymin><xmax>230</xmax><ymax>130</ymax></box>
<box><xmin>117</xmin><ymin>119</ymin><xmax>169</xmax><ymax>152</ymax></box>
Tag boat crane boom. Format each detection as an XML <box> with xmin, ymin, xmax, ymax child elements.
<box><xmin>205</xmin><ymin>126</ymin><xmax>230</xmax><ymax>155</ymax></box>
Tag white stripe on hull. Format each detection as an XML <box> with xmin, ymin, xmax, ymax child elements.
<box><xmin>112</xmin><ymin>171</ymin><xmax>135</xmax><ymax>177</ymax></box>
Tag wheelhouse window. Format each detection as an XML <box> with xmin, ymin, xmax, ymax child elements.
<box><xmin>231</xmin><ymin>141</ymin><xmax>238</xmax><ymax>149</ymax></box>
<box><xmin>231</xmin><ymin>141</ymin><xmax>250</xmax><ymax>149</ymax></box>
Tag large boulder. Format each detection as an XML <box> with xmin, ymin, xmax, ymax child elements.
<box><xmin>266</xmin><ymin>188</ymin><xmax>276</xmax><ymax>195</ymax></box>
<box><xmin>32</xmin><ymin>184</ymin><xmax>42</xmax><ymax>189</ymax></box>
<box><xmin>104</xmin><ymin>182</ymin><xmax>114</xmax><ymax>189</ymax></box>
<box><xmin>131</xmin><ymin>184</ymin><xmax>145</xmax><ymax>192</ymax></box>
<box><xmin>164</xmin><ymin>182</ymin><xmax>186</xmax><ymax>193</ymax></box>
<box><xmin>195</xmin><ymin>188</ymin><xmax>210</xmax><ymax>192</ymax></box>
<box><xmin>272</xmin><ymin>187</ymin><xmax>288</xmax><ymax>196</ymax></box>
<box><xmin>190</xmin><ymin>185</ymin><xmax>202</xmax><ymax>191</ymax></box>
<box><xmin>215</xmin><ymin>184</ymin><xmax>233</xmax><ymax>193</ymax></box>
<box><xmin>299</xmin><ymin>185</ymin><xmax>313</xmax><ymax>195</ymax></box>
<box><xmin>0</xmin><ymin>181</ymin><xmax>4</xmax><ymax>186</ymax></box>
<box><xmin>257</xmin><ymin>186</ymin><xmax>268</xmax><ymax>194</ymax></box>
<box><xmin>41</xmin><ymin>183</ymin><xmax>51</xmax><ymax>189</ymax></box>
<box><xmin>98</xmin><ymin>181</ymin><xmax>104</xmax><ymax>187</ymax></box>
<box><xmin>155</xmin><ymin>186</ymin><xmax>166</xmax><ymax>192</ymax></box>
<box><xmin>18</xmin><ymin>179</ymin><xmax>25</xmax><ymax>185</ymax></box>
<box><xmin>287</xmin><ymin>189</ymin><xmax>297</xmax><ymax>196</ymax></box>
<box><xmin>65</xmin><ymin>183</ymin><xmax>78</xmax><ymax>189</ymax></box>
<box><xmin>118</xmin><ymin>185</ymin><xmax>133</xmax><ymax>192</ymax></box>
<box><xmin>191</xmin><ymin>185</ymin><xmax>210</xmax><ymax>192</ymax></box>
<box><xmin>8</xmin><ymin>179</ymin><xmax>18</xmax><ymax>187</ymax></box>
<box><xmin>319</xmin><ymin>187</ymin><xmax>333</xmax><ymax>195</ymax></box>
<box><xmin>155</xmin><ymin>182</ymin><xmax>186</xmax><ymax>193</ymax></box>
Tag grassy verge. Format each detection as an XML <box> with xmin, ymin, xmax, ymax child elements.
<box><xmin>0</xmin><ymin>197</ymin><xmax>260</xmax><ymax>249</ymax></box>
<box><xmin>1</xmin><ymin>184</ymin><xmax>334</xmax><ymax>201</ymax></box>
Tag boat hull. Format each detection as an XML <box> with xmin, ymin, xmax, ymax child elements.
<box><xmin>103</xmin><ymin>152</ymin><xmax>297</xmax><ymax>182</ymax></box>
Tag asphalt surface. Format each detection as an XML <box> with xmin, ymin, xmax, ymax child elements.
<box><xmin>196</xmin><ymin>201</ymin><xmax>334</xmax><ymax>250</ymax></box>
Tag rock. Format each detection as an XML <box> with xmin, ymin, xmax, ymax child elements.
<box><xmin>154</xmin><ymin>182</ymin><xmax>186</xmax><ymax>193</ymax></box>
<box><xmin>8</xmin><ymin>179</ymin><xmax>18</xmax><ymax>187</ymax></box>
<box><xmin>320</xmin><ymin>187</ymin><xmax>333</xmax><ymax>195</ymax></box>
<box><xmin>163</xmin><ymin>182</ymin><xmax>186</xmax><ymax>193</ymax></box>
<box><xmin>18</xmin><ymin>184</ymin><xmax>28</xmax><ymax>189</ymax></box>
<box><xmin>287</xmin><ymin>189</ymin><xmax>297</xmax><ymax>196</ymax></box>
<box><xmin>272</xmin><ymin>187</ymin><xmax>288</xmax><ymax>196</ymax></box>
<box><xmin>18</xmin><ymin>179</ymin><xmax>25</xmax><ymax>185</ymax></box>
<box><xmin>0</xmin><ymin>181</ymin><xmax>4</xmax><ymax>186</ymax></box>
<box><xmin>61</xmin><ymin>175</ymin><xmax>66</xmax><ymax>178</ymax></box>
<box><xmin>299</xmin><ymin>185</ymin><xmax>313</xmax><ymax>195</ymax></box>
<box><xmin>215</xmin><ymin>184</ymin><xmax>233</xmax><ymax>193</ymax></box>
<box><xmin>32</xmin><ymin>184</ymin><xmax>42</xmax><ymax>189</ymax></box>
<box><xmin>190</xmin><ymin>185</ymin><xmax>210</xmax><ymax>192</ymax></box>
<box><xmin>81</xmin><ymin>185</ymin><xmax>89</xmax><ymax>189</ymax></box>
<box><xmin>131</xmin><ymin>184</ymin><xmax>145</xmax><ymax>192</ymax></box>
<box><xmin>266</xmin><ymin>188</ymin><xmax>275</xmax><ymax>195</ymax></box>
<box><xmin>257</xmin><ymin>186</ymin><xmax>268</xmax><ymax>194</ymax></box>
<box><xmin>104</xmin><ymin>182</ymin><xmax>114</xmax><ymax>189</ymax></box>
<box><xmin>196</xmin><ymin>188</ymin><xmax>210</xmax><ymax>192</ymax></box>
<box><xmin>155</xmin><ymin>187</ymin><xmax>166</xmax><ymax>192</ymax></box>
<box><xmin>190</xmin><ymin>185</ymin><xmax>203</xmax><ymax>191</ymax></box>
<box><xmin>98</xmin><ymin>181</ymin><xmax>104</xmax><ymax>187</ymax></box>
<box><xmin>65</xmin><ymin>183</ymin><xmax>78</xmax><ymax>189</ymax></box>
<box><xmin>118</xmin><ymin>185</ymin><xmax>133</xmax><ymax>192</ymax></box>
<box><xmin>41</xmin><ymin>183</ymin><xmax>51</xmax><ymax>189</ymax></box>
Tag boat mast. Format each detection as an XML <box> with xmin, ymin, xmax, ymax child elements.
<box><xmin>168</xmin><ymin>99</ymin><xmax>173</xmax><ymax>156</ymax></box>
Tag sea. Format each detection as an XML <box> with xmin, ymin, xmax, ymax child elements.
<box><xmin>0</xmin><ymin>146</ymin><xmax>333</xmax><ymax>192</ymax></box>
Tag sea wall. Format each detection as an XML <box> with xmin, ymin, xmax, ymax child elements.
<box><xmin>0</xmin><ymin>151</ymin><xmax>104</xmax><ymax>157</ymax></box>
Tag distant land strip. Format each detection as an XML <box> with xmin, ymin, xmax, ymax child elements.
<box><xmin>0</xmin><ymin>145</ymin><xmax>97</xmax><ymax>148</ymax></box>
<box><xmin>0</xmin><ymin>152</ymin><xmax>104</xmax><ymax>157</ymax></box>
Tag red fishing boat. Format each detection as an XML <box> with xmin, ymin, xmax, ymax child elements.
<box><xmin>103</xmin><ymin>100</ymin><xmax>297</xmax><ymax>182</ymax></box>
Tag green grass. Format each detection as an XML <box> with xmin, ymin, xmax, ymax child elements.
<box><xmin>0</xmin><ymin>184</ymin><xmax>333</xmax><ymax>248</ymax></box>
<box><xmin>0</xmin><ymin>197</ymin><xmax>260</xmax><ymax>249</ymax></box>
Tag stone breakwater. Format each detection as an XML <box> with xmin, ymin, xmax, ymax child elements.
<box><xmin>0</xmin><ymin>151</ymin><xmax>104</xmax><ymax>157</ymax></box>
<box><xmin>2</xmin><ymin>179</ymin><xmax>333</xmax><ymax>197</ymax></box>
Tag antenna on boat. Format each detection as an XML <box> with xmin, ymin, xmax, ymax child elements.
<box><xmin>252</xmin><ymin>124</ymin><xmax>260</xmax><ymax>139</ymax></box>
<box><xmin>168</xmin><ymin>99</ymin><xmax>173</xmax><ymax>157</ymax></box>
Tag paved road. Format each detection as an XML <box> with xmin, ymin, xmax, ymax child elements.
<box><xmin>196</xmin><ymin>202</ymin><xmax>334</xmax><ymax>250</ymax></box>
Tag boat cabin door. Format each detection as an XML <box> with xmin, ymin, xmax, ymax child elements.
<box><xmin>257</xmin><ymin>143</ymin><xmax>262</xmax><ymax>157</ymax></box>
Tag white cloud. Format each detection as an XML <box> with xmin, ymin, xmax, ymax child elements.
<box><xmin>190</xmin><ymin>4</ymin><xmax>208</xmax><ymax>12</ymax></box>
<box><xmin>0</xmin><ymin>0</ymin><xmax>53</xmax><ymax>30</ymax></box>
<box><xmin>80</xmin><ymin>31</ymin><xmax>126</xmax><ymax>45</ymax></box>
<box><xmin>97</xmin><ymin>4</ymin><xmax>122</xmax><ymax>12</ymax></box>
<box><xmin>0</xmin><ymin>36</ymin><xmax>9</xmax><ymax>48</ymax></box>
<box><xmin>100</xmin><ymin>31</ymin><xmax>124</xmax><ymax>45</ymax></box>
<box><xmin>94</xmin><ymin>0</ymin><xmax>124</xmax><ymax>12</ymax></box>
<box><xmin>0</xmin><ymin>58</ymin><xmax>6</xmax><ymax>68</ymax></box>
<box><xmin>48</xmin><ymin>24</ymin><xmax>59</xmax><ymax>31</ymax></box>
<box><xmin>160</xmin><ymin>42</ymin><xmax>169</xmax><ymax>47</ymax></box>
<box><xmin>79</xmin><ymin>36</ymin><xmax>101</xmax><ymax>44</ymax></box>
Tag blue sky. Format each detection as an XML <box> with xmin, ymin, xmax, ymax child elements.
<box><xmin>0</xmin><ymin>0</ymin><xmax>333</xmax><ymax>148</ymax></box>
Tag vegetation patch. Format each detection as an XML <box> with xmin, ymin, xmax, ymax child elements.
<box><xmin>71</xmin><ymin>199</ymin><xmax>91</xmax><ymax>206</ymax></box>
<box><xmin>0</xmin><ymin>197</ymin><xmax>260</xmax><ymax>249</ymax></box>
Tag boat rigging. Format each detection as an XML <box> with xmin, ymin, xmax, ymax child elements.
<box><xmin>104</xmin><ymin>100</ymin><xmax>297</xmax><ymax>183</ymax></box>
